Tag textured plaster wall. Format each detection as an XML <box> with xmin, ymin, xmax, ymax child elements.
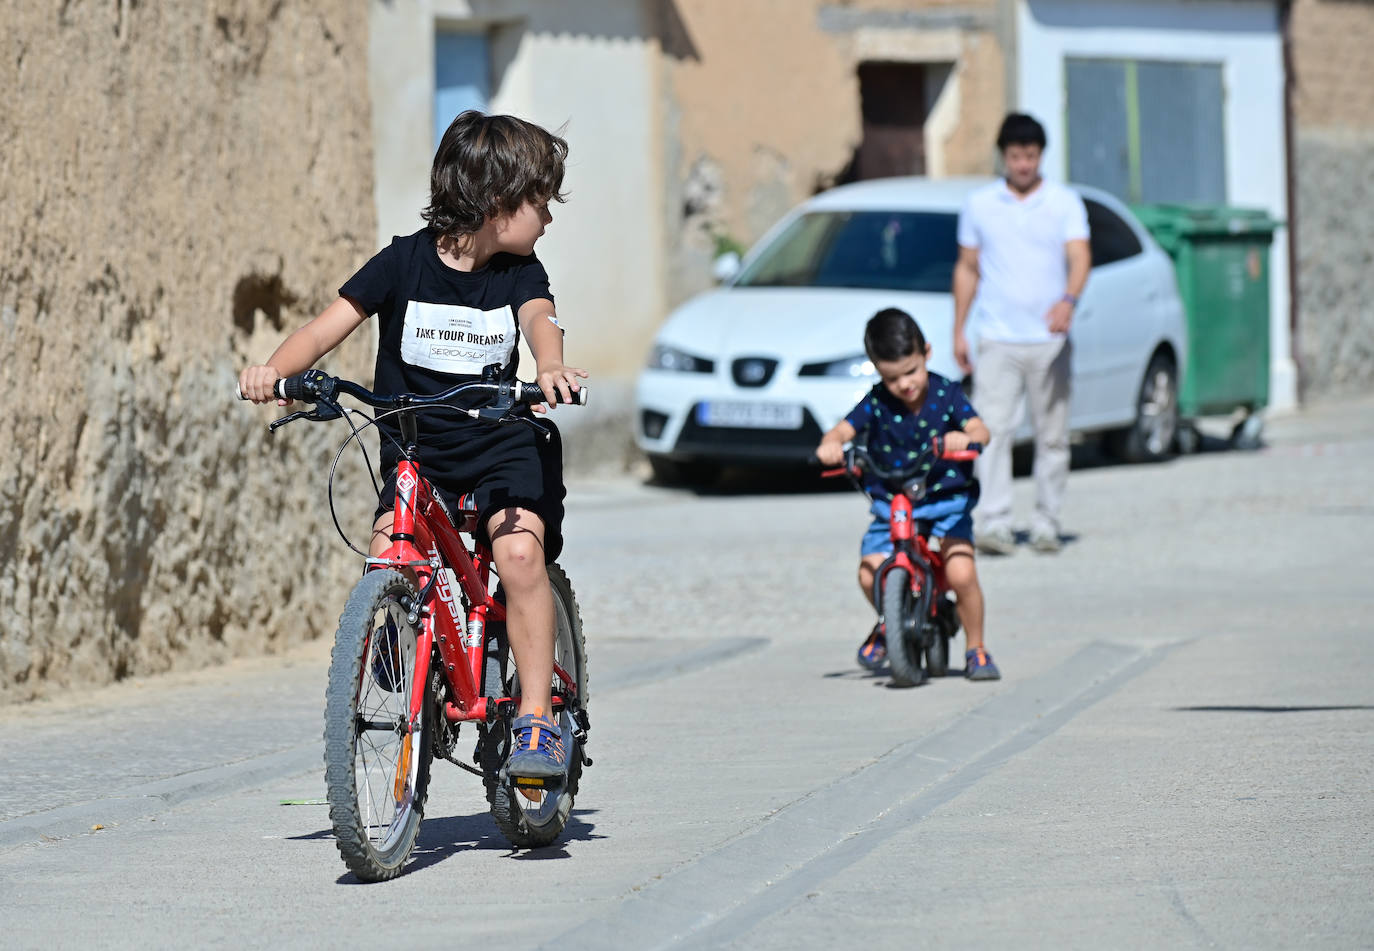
<box><xmin>0</xmin><ymin>1</ymin><xmax>378</xmax><ymax>702</ymax></box>
<box><xmin>1290</xmin><ymin>0</ymin><xmax>1374</xmax><ymax>395</ymax></box>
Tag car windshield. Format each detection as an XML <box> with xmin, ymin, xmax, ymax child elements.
<box><xmin>733</xmin><ymin>210</ymin><xmax>959</xmax><ymax>293</ymax></box>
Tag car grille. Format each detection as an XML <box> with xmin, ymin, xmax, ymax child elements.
<box><xmin>673</xmin><ymin>403</ymin><xmax>824</xmax><ymax>462</ymax></box>
<box><xmin>730</xmin><ymin>357</ymin><xmax>778</xmax><ymax>388</ymax></box>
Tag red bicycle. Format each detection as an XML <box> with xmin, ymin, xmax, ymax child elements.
<box><xmin>248</xmin><ymin>367</ymin><xmax>590</xmax><ymax>879</ymax></box>
<box><xmin>825</xmin><ymin>437</ymin><xmax>981</xmax><ymax>687</ymax></box>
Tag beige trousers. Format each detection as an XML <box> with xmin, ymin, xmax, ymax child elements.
<box><xmin>973</xmin><ymin>337</ymin><xmax>1072</xmax><ymax>537</ymax></box>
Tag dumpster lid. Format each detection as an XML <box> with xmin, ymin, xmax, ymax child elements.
<box><xmin>1131</xmin><ymin>203</ymin><xmax>1282</xmax><ymax>238</ymax></box>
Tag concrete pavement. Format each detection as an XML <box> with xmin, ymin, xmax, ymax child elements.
<box><xmin>1</xmin><ymin>393</ymin><xmax>1371</xmax><ymax>949</ymax></box>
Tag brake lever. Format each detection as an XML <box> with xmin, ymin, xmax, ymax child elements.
<box><xmin>267</xmin><ymin>400</ymin><xmax>343</xmax><ymax>433</ymax></box>
<box><xmin>512</xmin><ymin>413</ymin><xmax>553</xmax><ymax>442</ymax></box>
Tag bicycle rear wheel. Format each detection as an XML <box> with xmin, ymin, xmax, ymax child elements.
<box><xmin>882</xmin><ymin>565</ymin><xmax>931</xmax><ymax>688</ymax></box>
<box><xmin>482</xmin><ymin>564</ymin><xmax>588</xmax><ymax>848</ymax></box>
<box><xmin>323</xmin><ymin>570</ymin><xmax>434</xmax><ymax>881</ymax></box>
<box><xmin>925</xmin><ymin>596</ymin><xmax>959</xmax><ymax>678</ymax></box>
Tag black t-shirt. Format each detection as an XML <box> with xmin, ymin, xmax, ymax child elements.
<box><xmin>339</xmin><ymin>229</ymin><xmax>554</xmax><ymax>456</ymax></box>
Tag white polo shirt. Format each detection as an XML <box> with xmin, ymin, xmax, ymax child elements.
<box><xmin>957</xmin><ymin>179</ymin><xmax>1089</xmax><ymax>344</ymax></box>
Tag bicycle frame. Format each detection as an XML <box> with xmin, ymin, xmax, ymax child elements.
<box><xmin>874</xmin><ymin>491</ymin><xmax>949</xmax><ymax>616</ymax></box>
<box><xmin>372</xmin><ymin>458</ymin><xmax>577</xmax><ymax>733</ymax></box>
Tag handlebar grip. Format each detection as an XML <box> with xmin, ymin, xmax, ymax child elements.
<box><xmin>276</xmin><ymin>376</ymin><xmax>305</xmax><ymax>401</ymax></box>
<box><xmin>516</xmin><ymin>382</ymin><xmax>589</xmax><ymax>406</ymax></box>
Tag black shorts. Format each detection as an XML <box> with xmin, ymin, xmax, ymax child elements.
<box><xmin>375</xmin><ymin>417</ymin><xmax>566</xmax><ymax>563</ymax></box>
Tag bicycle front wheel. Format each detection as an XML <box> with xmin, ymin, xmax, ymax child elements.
<box><xmin>323</xmin><ymin>570</ymin><xmax>434</xmax><ymax>881</ymax></box>
<box><xmin>882</xmin><ymin>565</ymin><xmax>930</xmax><ymax>688</ymax></box>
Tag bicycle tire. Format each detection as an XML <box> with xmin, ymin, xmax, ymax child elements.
<box><xmin>882</xmin><ymin>565</ymin><xmax>930</xmax><ymax>688</ymax></box>
<box><xmin>483</xmin><ymin>564</ymin><xmax>588</xmax><ymax>848</ymax></box>
<box><xmin>323</xmin><ymin>570</ymin><xmax>434</xmax><ymax>881</ymax></box>
<box><xmin>925</xmin><ymin>597</ymin><xmax>956</xmax><ymax>677</ymax></box>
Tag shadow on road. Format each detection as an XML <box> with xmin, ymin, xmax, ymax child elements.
<box><xmin>291</xmin><ymin>808</ymin><xmax>604</xmax><ymax>882</ymax></box>
<box><xmin>1173</xmin><ymin>705</ymin><xmax>1374</xmax><ymax>714</ymax></box>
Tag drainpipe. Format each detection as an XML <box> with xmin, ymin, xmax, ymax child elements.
<box><xmin>1279</xmin><ymin>0</ymin><xmax>1302</xmax><ymax>396</ymax></box>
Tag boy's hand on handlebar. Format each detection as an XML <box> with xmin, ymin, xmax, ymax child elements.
<box><xmin>816</xmin><ymin>439</ymin><xmax>846</xmax><ymax>467</ymax></box>
<box><xmin>941</xmin><ymin>430</ymin><xmax>973</xmax><ymax>453</ymax></box>
<box><xmin>239</xmin><ymin>365</ymin><xmax>290</xmax><ymax>406</ymax></box>
<box><xmin>534</xmin><ymin>362</ymin><xmax>589</xmax><ymax>412</ymax></box>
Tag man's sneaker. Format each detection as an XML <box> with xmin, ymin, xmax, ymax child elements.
<box><xmin>856</xmin><ymin>623</ymin><xmax>886</xmax><ymax>671</ymax></box>
<box><xmin>965</xmin><ymin>647</ymin><xmax>1001</xmax><ymax>681</ymax></box>
<box><xmin>369</xmin><ymin>616</ymin><xmax>404</xmax><ymax>693</ymax></box>
<box><xmin>1030</xmin><ymin>528</ymin><xmax>1062</xmax><ymax>553</ymax></box>
<box><xmin>506</xmin><ymin>713</ymin><xmax>568</xmax><ymax>780</ymax></box>
<box><xmin>976</xmin><ymin>526</ymin><xmax>1016</xmax><ymax>556</ymax></box>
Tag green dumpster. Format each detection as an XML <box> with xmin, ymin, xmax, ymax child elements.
<box><xmin>1131</xmin><ymin>204</ymin><xmax>1280</xmax><ymax>449</ymax></box>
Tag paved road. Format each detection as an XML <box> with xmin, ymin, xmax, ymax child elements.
<box><xmin>2</xmin><ymin>397</ymin><xmax>1372</xmax><ymax>949</ymax></box>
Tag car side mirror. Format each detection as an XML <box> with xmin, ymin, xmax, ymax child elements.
<box><xmin>712</xmin><ymin>251</ymin><xmax>741</xmax><ymax>284</ymax></box>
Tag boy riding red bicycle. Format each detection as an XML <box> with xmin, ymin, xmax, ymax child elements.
<box><xmin>817</xmin><ymin>308</ymin><xmax>1000</xmax><ymax>684</ymax></box>
<box><xmin>239</xmin><ymin>111</ymin><xmax>588</xmax><ymax>875</ymax></box>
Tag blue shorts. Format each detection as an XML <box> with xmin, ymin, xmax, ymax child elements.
<box><xmin>860</xmin><ymin>494</ymin><xmax>975</xmax><ymax>558</ymax></box>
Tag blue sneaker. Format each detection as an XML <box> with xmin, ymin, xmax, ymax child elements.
<box><xmin>857</xmin><ymin>623</ymin><xmax>886</xmax><ymax>671</ymax></box>
<box><xmin>370</xmin><ymin>616</ymin><xmax>403</xmax><ymax>692</ymax></box>
<box><xmin>965</xmin><ymin>647</ymin><xmax>1001</xmax><ymax>681</ymax></box>
<box><xmin>506</xmin><ymin>713</ymin><xmax>568</xmax><ymax>781</ymax></box>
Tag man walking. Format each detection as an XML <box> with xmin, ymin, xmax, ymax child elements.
<box><xmin>953</xmin><ymin>113</ymin><xmax>1091</xmax><ymax>554</ymax></box>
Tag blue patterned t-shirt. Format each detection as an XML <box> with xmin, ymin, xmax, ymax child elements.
<box><xmin>843</xmin><ymin>372</ymin><xmax>979</xmax><ymax>503</ymax></box>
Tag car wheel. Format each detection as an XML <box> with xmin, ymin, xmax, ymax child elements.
<box><xmin>1109</xmin><ymin>352</ymin><xmax>1178</xmax><ymax>463</ymax></box>
<box><xmin>647</xmin><ymin>456</ymin><xmax>721</xmax><ymax>487</ymax></box>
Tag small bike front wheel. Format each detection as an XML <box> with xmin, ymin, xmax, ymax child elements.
<box><xmin>323</xmin><ymin>569</ymin><xmax>434</xmax><ymax>881</ymax></box>
<box><xmin>483</xmin><ymin>564</ymin><xmax>588</xmax><ymax>848</ymax></box>
<box><xmin>882</xmin><ymin>565</ymin><xmax>931</xmax><ymax>688</ymax></box>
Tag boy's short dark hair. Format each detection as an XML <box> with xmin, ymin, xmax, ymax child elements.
<box><xmin>863</xmin><ymin>308</ymin><xmax>927</xmax><ymax>364</ymax></box>
<box><xmin>423</xmin><ymin>111</ymin><xmax>569</xmax><ymax>240</ymax></box>
<box><xmin>996</xmin><ymin>112</ymin><xmax>1047</xmax><ymax>151</ymax></box>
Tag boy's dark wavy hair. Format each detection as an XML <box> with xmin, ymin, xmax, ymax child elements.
<box><xmin>863</xmin><ymin>308</ymin><xmax>927</xmax><ymax>364</ymax></box>
<box><xmin>423</xmin><ymin>111</ymin><xmax>569</xmax><ymax>240</ymax></box>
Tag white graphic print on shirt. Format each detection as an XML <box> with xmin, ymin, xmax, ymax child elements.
<box><xmin>399</xmin><ymin>300</ymin><xmax>516</xmax><ymax>375</ymax></box>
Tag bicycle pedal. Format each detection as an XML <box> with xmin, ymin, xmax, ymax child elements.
<box><xmin>507</xmin><ymin>772</ymin><xmax>565</xmax><ymax>791</ymax></box>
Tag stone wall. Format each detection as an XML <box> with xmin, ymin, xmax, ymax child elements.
<box><xmin>1293</xmin><ymin>128</ymin><xmax>1374</xmax><ymax>395</ymax></box>
<box><xmin>1291</xmin><ymin>0</ymin><xmax>1374</xmax><ymax>395</ymax></box>
<box><xmin>0</xmin><ymin>1</ymin><xmax>377</xmax><ymax>702</ymax></box>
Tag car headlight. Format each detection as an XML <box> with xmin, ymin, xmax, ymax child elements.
<box><xmin>798</xmin><ymin>354</ymin><xmax>876</xmax><ymax>378</ymax></box>
<box><xmin>648</xmin><ymin>344</ymin><xmax>715</xmax><ymax>373</ymax></box>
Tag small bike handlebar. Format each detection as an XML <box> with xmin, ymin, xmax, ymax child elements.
<box><xmin>835</xmin><ymin>437</ymin><xmax>981</xmax><ymax>482</ymax></box>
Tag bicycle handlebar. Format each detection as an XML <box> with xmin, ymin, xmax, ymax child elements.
<box><xmin>237</xmin><ymin>367</ymin><xmax>587</xmax><ymax>438</ymax></box>
<box><xmin>235</xmin><ymin>369</ymin><xmax>588</xmax><ymax>409</ymax></box>
<box><xmin>821</xmin><ymin>437</ymin><xmax>982</xmax><ymax>483</ymax></box>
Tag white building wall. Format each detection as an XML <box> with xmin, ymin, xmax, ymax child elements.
<box><xmin>1017</xmin><ymin>0</ymin><xmax>1297</xmax><ymax>412</ymax></box>
<box><xmin>367</xmin><ymin>0</ymin><xmax>666</xmax><ymax>379</ymax></box>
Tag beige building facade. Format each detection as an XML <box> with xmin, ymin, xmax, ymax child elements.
<box><xmin>369</xmin><ymin>1</ymin><xmax>1013</xmax><ymax>384</ymax></box>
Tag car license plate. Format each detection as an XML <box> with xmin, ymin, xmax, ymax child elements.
<box><xmin>696</xmin><ymin>401</ymin><xmax>803</xmax><ymax>430</ymax></box>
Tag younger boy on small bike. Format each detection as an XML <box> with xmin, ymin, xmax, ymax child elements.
<box><xmin>816</xmin><ymin>308</ymin><xmax>1000</xmax><ymax>681</ymax></box>
<box><xmin>239</xmin><ymin>111</ymin><xmax>586</xmax><ymax>779</ymax></box>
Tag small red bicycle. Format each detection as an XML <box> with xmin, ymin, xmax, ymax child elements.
<box><xmin>245</xmin><ymin>366</ymin><xmax>590</xmax><ymax>879</ymax></box>
<box><xmin>825</xmin><ymin>437</ymin><xmax>981</xmax><ymax>687</ymax></box>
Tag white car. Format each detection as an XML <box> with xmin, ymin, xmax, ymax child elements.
<box><xmin>635</xmin><ymin>177</ymin><xmax>1188</xmax><ymax>484</ymax></box>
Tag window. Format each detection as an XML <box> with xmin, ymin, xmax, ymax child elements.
<box><xmin>1066</xmin><ymin>58</ymin><xmax>1226</xmax><ymax>205</ymax></box>
<box><xmin>1083</xmin><ymin>199</ymin><xmax>1143</xmax><ymax>268</ymax></box>
<box><xmin>434</xmin><ymin>31</ymin><xmax>490</xmax><ymax>148</ymax></box>
<box><xmin>734</xmin><ymin>211</ymin><xmax>959</xmax><ymax>293</ymax></box>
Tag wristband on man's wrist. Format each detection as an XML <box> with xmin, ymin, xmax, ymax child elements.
<box><xmin>1060</xmin><ymin>293</ymin><xmax>1079</xmax><ymax>307</ymax></box>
